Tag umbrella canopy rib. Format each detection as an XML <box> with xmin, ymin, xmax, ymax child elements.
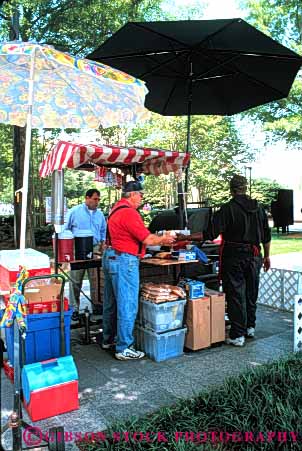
<box><xmin>132</xmin><ymin>22</ymin><xmax>192</xmax><ymax>49</ymax></box>
<box><xmin>193</xmin><ymin>51</ymin><xmax>289</xmax><ymax>98</ymax></box>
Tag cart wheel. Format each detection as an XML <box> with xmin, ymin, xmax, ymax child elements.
<box><xmin>48</xmin><ymin>427</ymin><xmax>65</xmax><ymax>451</ymax></box>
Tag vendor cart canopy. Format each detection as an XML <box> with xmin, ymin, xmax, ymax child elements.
<box><xmin>39</xmin><ymin>140</ymin><xmax>190</xmax><ymax>177</ymax></box>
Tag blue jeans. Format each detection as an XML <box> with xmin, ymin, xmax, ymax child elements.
<box><xmin>102</xmin><ymin>248</ymin><xmax>140</xmax><ymax>352</ymax></box>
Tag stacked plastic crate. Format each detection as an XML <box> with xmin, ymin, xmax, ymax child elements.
<box><xmin>136</xmin><ymin>287</ymin><xmax>187</xmax><ymax>362</ymax></box>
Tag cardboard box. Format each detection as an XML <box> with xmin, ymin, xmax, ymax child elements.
<box><xmin>184</xmin><ymin>296</ymin><xmax>210</xmax><ymax>350</ymax></box>
<box><xmin>25</xmin><ymin>298</ymin><xmax>69</xmax><ymax>314</ymax></box>
<box><xmin>24</xmin><ymin>283</ymin><xmax>62</xmax><ymax>304</ymax></box>
<box><xmin>205</xmin><ymin>289</ymin><xmax>225</xmax><ymax>344</ymax></box>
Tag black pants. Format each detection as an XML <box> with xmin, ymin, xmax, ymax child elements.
<box><xmin>222</xmin><ymin>248</ymin><xmax>262</xmax><ymax>339</ymax></box>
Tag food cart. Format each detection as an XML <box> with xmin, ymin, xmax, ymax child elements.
<box><xmin>39</xmin><ymin>139</ymin><xmax>190</xmax><ymax>310</ymax></box>
<box><xmin>39</xmin><ymin>138</ymin><xmax>191</xmax><ymax>262</ymax></box>
<box><xmin>39</xmin><ymin>139</ymin><xmax>225</xmax><ymax>361</ymax></box>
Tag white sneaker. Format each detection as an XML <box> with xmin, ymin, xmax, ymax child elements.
<box><xmin>246</xmin><ymin>327</ymin><xmax>255</xmax><ymax>338</ymax></box>
<box><xmin>226</xmin><ymin>336</ymin><xmax>245</xmax><ymax>347</ymax></box>
<box><xmin>115</xmin><ymin>346</ymin><xmax>145</xmax><ymax>360</ymax></box>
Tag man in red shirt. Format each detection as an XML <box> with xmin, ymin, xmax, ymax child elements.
<box><xmin>102</xmin><ymin>180</ymin><xmax>175</xmax><ymax>360</ymax></box>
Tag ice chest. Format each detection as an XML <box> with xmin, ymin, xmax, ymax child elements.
<box><xmin>22</xmin><ymin>355</ymin><xmax>79</xmax><ymax>421</ymax></box>
<box><xmin>5</xmin><ymin>309</ymin><xmax>72</xmax><ymax>365</ymax></box>
<box><xmin>139</xmin><ymin>298</ymin><xmax>186</xmax><ymax>332</ymax></box>
<box><xmin>0</xmin><ymin>249</ymin><xmax>50</xmax><ymax>290</ymax></box>
<box><xmin>136</xmin><ymin>325</ymin><xmax>187</xmax><ymax>362</ymax></box>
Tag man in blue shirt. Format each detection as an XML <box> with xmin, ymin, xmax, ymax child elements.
<box><xmin>65</xmin><ymin>188</ymin><xmax>106</xmax><ymax>321</ymax></box>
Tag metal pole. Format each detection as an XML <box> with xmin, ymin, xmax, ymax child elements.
<box><xmin>183</xmin><ymin>62</ymin><xmax>193</xmax><ymax>228</ymax></box>
<box><xmin>20</xmin><ymin>46</ymin><xmax>36</xmax><ymax>250</ymax></box>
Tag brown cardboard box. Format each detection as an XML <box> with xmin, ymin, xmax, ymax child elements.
<box><xmin>184</xmin><ymin>296</ymin><xmax>211</xmax><ymax>350</ymax></box>
<box><xmin>24</xmin><ymin>282</ymin><xmax>62</xmax><ymax>304</ymax></box>
<box><xmin>205</xmin><ymin>289</ymin><xmax>225</xmax><ymax>344</ymax></box>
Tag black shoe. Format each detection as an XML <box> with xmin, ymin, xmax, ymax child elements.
<box><xmin>71</xmin><ymin>311</ymin><xmax>80</xmax><ymax>322</ymax></box>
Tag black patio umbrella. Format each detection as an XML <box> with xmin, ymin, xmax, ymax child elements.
<box><xmin>87</xmin><ymin>18</ymin><xmax>302</xmax><ymax>223</ymax></box>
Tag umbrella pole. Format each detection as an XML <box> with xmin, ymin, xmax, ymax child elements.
<box><xmin>184</xmin><ymin>79</ymin><xmax>192</xmax><ymax>193</ymax></box>
<box><xmin>20</xmin><ymin>46</ymin><xmax>36</xmax><ymax>250</ymax></box>
<box><xmin>182</xmin><ymin>77</ymin><xmax>192</xmax><ymax>228</ymax></box>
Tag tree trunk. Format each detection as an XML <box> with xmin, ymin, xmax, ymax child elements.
<box><xmin>13</xmin><ymin>126</ymin><xmax>25</xmax><ymax>248</ymax></box>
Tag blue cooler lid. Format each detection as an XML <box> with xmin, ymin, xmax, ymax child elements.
<box><xmin>21</xmin><ymin>355</ymin><xmax>78</xmax><ymax>403</ymax></box>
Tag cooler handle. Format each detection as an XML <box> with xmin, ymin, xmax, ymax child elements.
<box><xmin>41</xmin><ymin>359</ymin><xmax>59</xmax><ymax>369</ymax></box>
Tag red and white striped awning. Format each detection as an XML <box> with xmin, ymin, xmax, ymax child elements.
<box><xmin>39</xmin><ymin>140</ymin><xmax>190</xmax><ymax>178</ymax></box>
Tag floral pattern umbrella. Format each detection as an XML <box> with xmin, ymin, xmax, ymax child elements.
<box><xmin>0</xmin><ymin>41</ymin><xmax>148</xmax><ymax>248</ymax></box>
<box><xmin>0</xmin><ymin>41</ymin><xmax>148</xmax><ymax>129</ymax></box>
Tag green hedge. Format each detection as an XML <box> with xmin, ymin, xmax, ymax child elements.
<box><xmin>77</xmin><ymin>353</ymin><xmax>302</xmax><ymax>451</ymax></box>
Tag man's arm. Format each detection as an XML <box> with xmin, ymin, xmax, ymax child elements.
<box><xmin>262</xmin><ymin>241</ymin><xmax>271</xmax><ymax>272</ymax></box>
<box><xmin>261</xmin><ymin>206</ymin><xmax>271</xmax><ymax>272</ymax></box>
<box><xmin>143</xmin><ymin>233</ymin><xmax>175</xmax><ymax>247</ymax></box>
<box><xmin>98</xmin><ymin>212</ymin><xmax>107</xmax><ymax>251</ymax></box>
<box><xmin>176</xmin><ymin>232</ymin><xmax>203</xmax><ymax>241</ymax></box>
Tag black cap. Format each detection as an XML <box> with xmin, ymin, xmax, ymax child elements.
<box><xmin>122</xmin><ymin>181</ymin><xmax>144</xmax><ymax>193</ymax></box>
<box><xmin>230</xmin><ymin>175</ymin><xmax>248</xmax><ymax>190</ymax></box>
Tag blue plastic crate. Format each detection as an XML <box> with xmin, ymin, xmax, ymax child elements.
<box><xmin>135</xmin><ymin>325</ymin><xmax>187</xmax><ymax>362</ymax></box>
<box><xmin>139</xmin><ymin>298</ymin><xmax>186</xmax><ymax>332</ymax></box>
<box><xmin>5</xmin><ymin>309</ymin><xmax>72</xmax><ymax>365</ymax></box>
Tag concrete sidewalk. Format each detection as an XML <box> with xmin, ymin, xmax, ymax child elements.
<box><xmin>270</xmin><ymin>252</ymin><xmax>302</xmax><ymax>272</ymax></box>
<box><xmin>1</xmin><ymin>303</ymin><xmax>293</xmax><ymax>450</ymax></box>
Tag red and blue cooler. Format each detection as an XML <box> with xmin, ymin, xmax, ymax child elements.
<box><xmin>22</xmin><ymin>355</ymin><xmax>79</xmax><ymax>421</ymax></box>
<box><xmin>0</xmin><ymin>249</ymin><xmax>50</xmax><ymax>291</ymax></box>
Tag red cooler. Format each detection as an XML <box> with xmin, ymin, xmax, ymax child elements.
<box><xmin>53</xmin><ymin>231</ymin><xmax>74</xmax><ymax>263</ymax></box>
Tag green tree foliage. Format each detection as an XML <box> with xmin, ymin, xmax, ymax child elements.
<box><xmin>129</xmin><ymin>113</ymin><xmax>254</xmax><ymax>206</ymax></box>
<box><xmin>0</xmin><ymin>0</ymin><xmax>164</xmax><ymax>53</ymax></box>
<box><xmin>239</xmin><ymin>0</ymin><xmax>302</xmax><ymax>146</ymax></box>
<box><xmin>0</xmin><ymin>124</ymin><xmax>13</xmax><ymax>203</ymax></box>
<box><xmin>251</xmin><ymin>177</ymin><xmax>284</xmax><ymax>210</ymax></box>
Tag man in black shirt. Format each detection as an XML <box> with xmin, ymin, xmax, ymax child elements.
<box><xmin>213</xmin><ymin>175</ymin><xmax>271</xmax><ymax>346</ymax></box>
<box><xmin>177</xmin><ymin>175</ymin><xmax>271</xmax><ymax>347</ymax></box>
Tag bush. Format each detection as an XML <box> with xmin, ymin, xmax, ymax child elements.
<box><xmin>34</xmin><ymin>224</ymin><xmax>54</xmax><ymax>246</ymax></box>
<box><xmin>77</xmin><ymin>353</ymin><xmax>302</xmax><ymax>451</ymax></box>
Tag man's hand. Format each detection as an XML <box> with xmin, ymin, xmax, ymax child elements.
<box><xmin>176</xmin><ymin>233</ymin><xmax>190</xmax><ymax>241</ymax></box>
<box><xmin>161</xmin><ymin>234</ymin><xmax>176</xmax><ymax>246</ymax></box>
<box><xmin>263</xmin><ymin>257</ymin><xmax>270</xmax><ymax>272</ymax></box>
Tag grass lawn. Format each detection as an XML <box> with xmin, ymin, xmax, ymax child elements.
<box><xmin>77</xmin><ymin>353</ymin><xmax>302</xmax><ymax>451</ymax></box>
<box><xmin>270</xmin><ymin>230</ymin><xmax>302</xmax><ymax>256</ymax></box>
